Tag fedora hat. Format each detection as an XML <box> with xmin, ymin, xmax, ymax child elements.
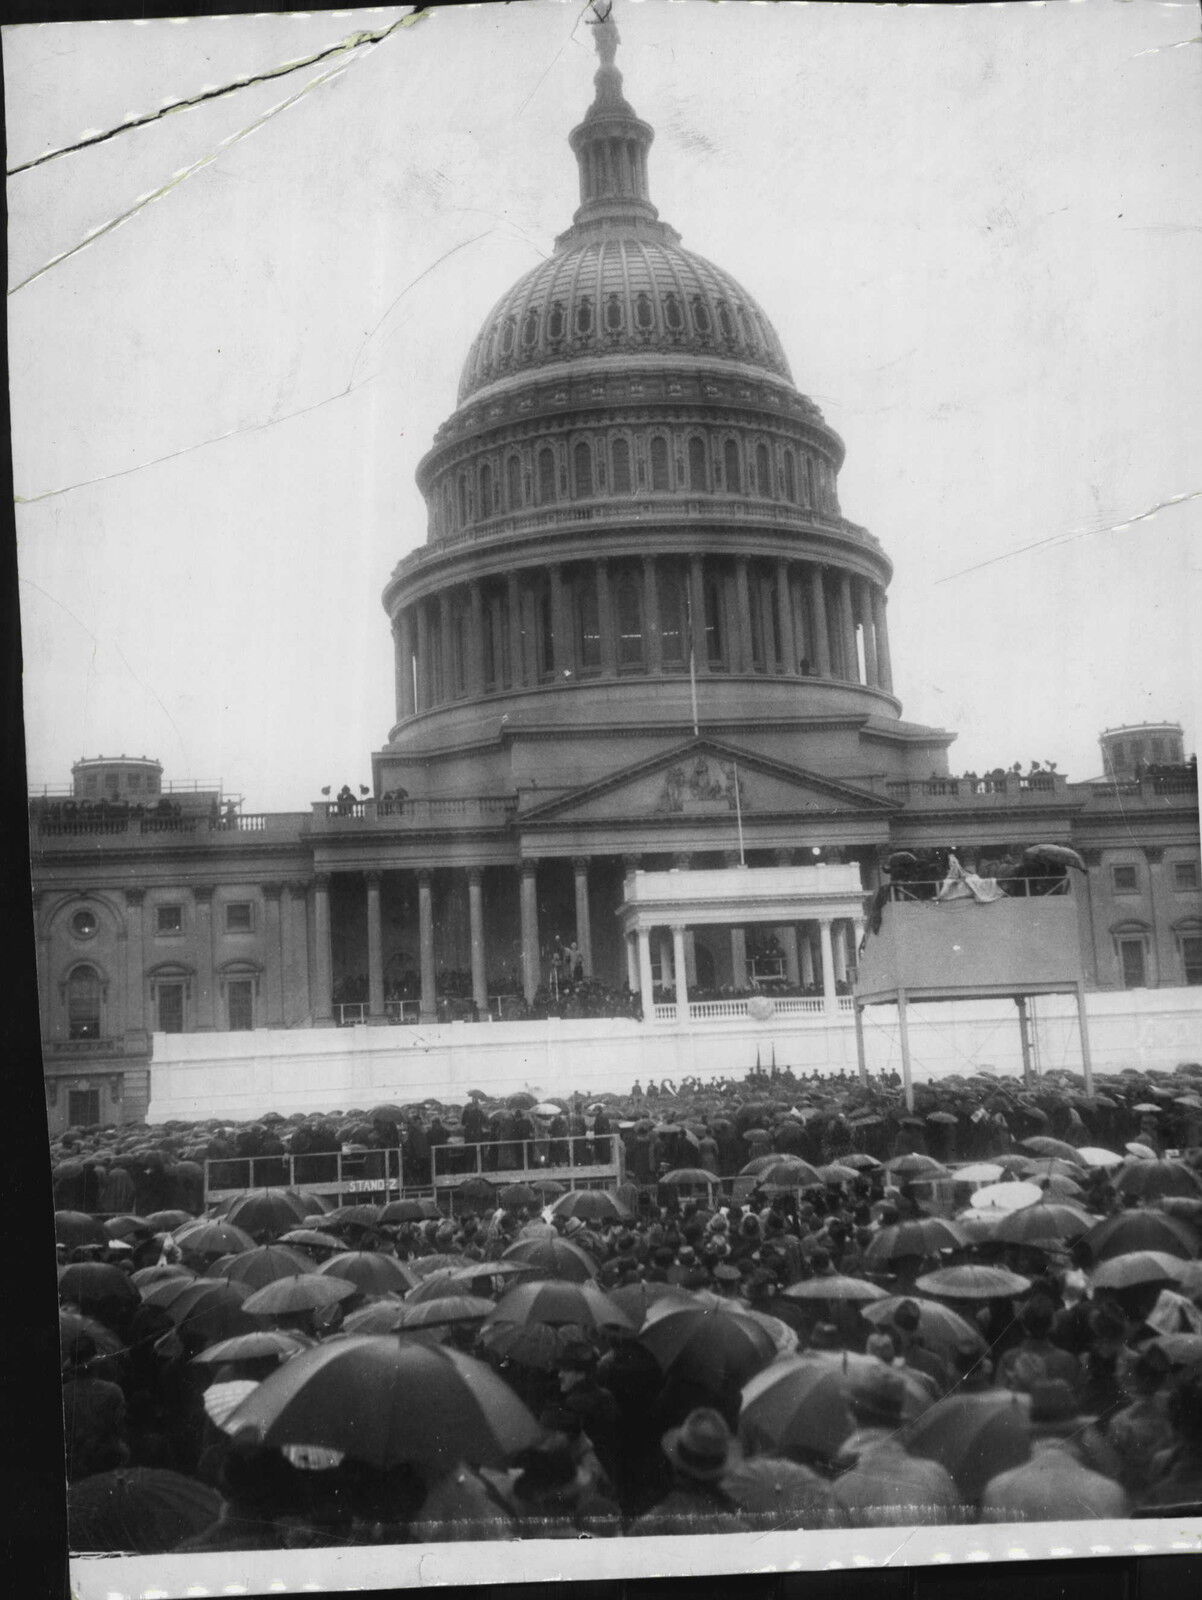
<box><xmin>661</xmin><ymin>1407</ymin><xmax>741</xmax><ymax>1482</ymax></box>
<box><xmin>1027</xmin><ymin>1379</ymin><xmax>1083</xmax><ymax>1436</ymax></box>
<box><xmin>846</xmin><ymin>1364</ymin><xmax>907</xmax><ymax>1428</ymax></box>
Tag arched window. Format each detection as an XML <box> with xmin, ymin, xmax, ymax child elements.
<box><xmin>548</xmin><ymin>301</ymin><xmax>566</xmax><ymax>341</ymax></box>
<box><xmin>803</xmin><ymin>457</ymin><xmax>814</xmax><ymax>505</ymax></box>
<box><xmin>783</xmin><ymin>450</ymin><xmax>798</xmax><ymax>504</ymax></box>
<box><xmin>457</xmin><ymin>473</ymin><xmax>469</xmax><ymax>527</ymax></box>
<box><xmin>738</xmin><ymin>305</ymin><xmax>757</xmax><ymax>348</ymax></box>
<box><xmin>576</xmin><ymin>296</ymin><xmax>594</xmax><ymax>336</ymax></box>
<box><xmin>522</xmin><ymin>306</ymin><xmax>539</xmax><ymax>348</ymax></box>
<box><xmin>755</xmin><ymin>442</ymin><xmax>771</xmax><ymax>499</ymax></box>
<box><xmin>68</xmin><ymin>965</ymin><xmax>102</xmax><ymax>1040</ymax></box>
<box><xmin>506</xmin><ymin>455</ymin><xmax>522</xmax><ymax>511</ymax></box>
<box><xmin>635</xmin><ymin>292</ymin><xmax>654</xmax><ymax>331</ymax></box>
<box><xmin>538</xmin><ymin>447</ymin><xmax>557</xmax><ymax>505</ymax></box>
<box><xmin>605</xmin><ymin>294</ymin><xmax>624</xmax><ymax>334</ymax></box>
<box><xmin>500</xmin><ymin>316</ymin><xmax>516</xmax><ymax>357</ymax></box>
<box><xmin>688</xmin><ymin>436</ymin><xmax>708</xmax><ymax>491</ymax></box>
<box><xmin>573</xmin><ymin>442</ymin><xmax>593</xmax><ymax>498</ymax></box>
<box><xmin>650</xmin><ymin>436</ymin><xmax>670</xmax><ymax>492</ymax></box>
<box><xmin>576</xmin><ymin>576</ymin><xmax>601</xmax><ymax>672</ymax></box>
<box><xmin>723</xmin><ymin>438</ymin><xmax>742</xmax><ymax>493</ymax></box>
<box><xmin>659</xmin><ymin>568</ymin><xmax>686</xmax><ymax>666</ymax></box>
<box><xmin>692</xmin><ymin>297</ymin><xmax>712</xmax><ymax>336</ymax></box>
<box><xmin>664</xmin><ymin>292</ymin><xmax>684</xmax><ymax>333</ymax></box>
<box><xmin>611</xmin><ymin>437</ymin><xmax>632</xmax><ymax>495</ymax></box>
<box><xmin>717</xmin><ymin>301</ymin><xmax>735</xmax><ymax>342</ymax></box>
<box><xmin>615</xmin><ymin>571</ymin><xmax>644</xmax><ymax>667</ymax></box>
<box><xmin>478</xmin><ymin>462</ymin><xmax>493</xmax><ymax>518</ymax></box>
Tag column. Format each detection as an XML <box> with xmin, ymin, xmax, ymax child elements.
<box><xmin>573</xmin><ymin>857</ymin><xmax>593</xmax><ymax>976</ymax></box>
<box><xmin>366</xmin><ymin>871</ymin><xmax>385</xmax><ymax>1021</ymax></box>
<box><xmin>468</xmin><ymin>869</ymin><xmax>488</xmax><ymax>1017</ymax></box>
<box><xmin>818</xmin><ymin>917</ymin><xmax>837</xmax><ymax>1015</ymax></box>
<box><xmin>519</xmin><ymin>863</ymin><xmax>540</xmax><ymax>1004</ymax></box>
<box><xmin>1144</xmin><ymin>847</ymin><xmax>1174</xmax><ymax>986</ymax></box>
<box><xmin>733</xmin><ymin>557</ymin><xmax>752</xmax><ymax>673</ymax></box>
<box><xmin>468</xmin><ymin>582</ymin><xmax>486</xmax><ymax>696</ymax></box>
<box><xmin>394</xmin><ymin>609</ymin><xmax>415</xmax><ymax>720</ymax></box>
<box><xmin>193</xmin><ymin>886</ymin><xmax>216</xmax><ymax>1029</ymax></box>
<box><xmin>832</xmin><ymin>921</ymin><xmax>848</xmax><ymax>984</ymax></box>
<box><xmin>642</xmin><ymin>556</ymin><xmax>662</xmax><ymax>673</ymax></box>
<box><xmin>418</xmin><ymin>870</ymin><xmax>436</xmax><ymax>1022</ymax></box>
<box><xmin>897</xmin><ymin>986</ymin><xmax>915</xmax><ymax>1111</ymax></box>
<box><xmin>284</xmin><ymin>881</ymin><xmax>311</xmax><ymax>1024</ymax></box>
<box><xmin>313</xmin><ymin>874</ymin><xmax>334</xmax><ymax>1025</ymax></box>
<box><xmin>625</xmin><ymin>932</ymin><xmax>639</xmax><ymax>993</ymax></box>
<box><xmin>672</xmin><ymin>924</ymin><xmax>690</xmax><ymax>1024</ymax></box>
<box><xmin>1075</xmin><ymin>981</ymin><xmax>1095</xmax><ymax>1096</ymax></box>
<box><xmin>507</xmin><ymin>572</ymin><xmax>525</xmax><ymax>688</ymax></box>
<box><xmin>854</xmin><ymin>1002</ymin><xmax>869</xmax><ymax>1086</ymax></box>
<box><xmin>730</xmin><ymin>926</ymin><xmax>748</xmax><ymax>988</ymax></box>
<box><xmin>123</xmin><ymin>890</ymin><xmax>146</xmax><ymax>1040</ymax></box>
<box><xmin>597</xmin><ymin>560</ymin><xmax>617</xmax><ymax>677</ymax></box>
<box><xmin>660</xmin><ymin>930</ymin><xmax>675</xmax><ymax>988</ymax></box>
<box><xmin>779</xmin><ymin>927</ymin><xmax>800</xmax><ymax>987</ymax></box>
<box><xmin>837</xmin><ymin>570</ymin><xmax>857</xmax><ymax>682</ymax></box>
<box><xmin>439</xmin><ymin>590</ymin><xmax>454</xmax><ymax>699</ymax></box>
<box><xmin>859</xmin><ymin>579</ymin><xmax>879</xmax><ymax>686</ymax></box>
<box><xmin>1016</xmin><ymin>996</ymin><xmax>1034</xmax><ymax>1089</ymax></box>
<box><xmin>800</xmin><ymin>927</ymin><xmax>815</xmax><ymax>988</ymax></box>
<box><xmin>488</xmin><ymin>593</ymin><xmax>505</xmax><ymax>689</ymax></box>
<box><xmin>637</xmin><ymin>927</ymin><xmax>655</xmax><ymax>1017</ymax></box>
<box><xmin>415</xmin><ymin>602</ymin><xmax>431</xmax><ymax>710</ymax></box>
<box><xmin>872</xmin><ymin>587</ymin><xmax>894</xmax><ymax>694</ymax></box>
<box><xmin>810</xmin><ymin>566</ymin><xmax>832</xmax><ymax>676</ymax></box>
<box><xmin>262</xmin><ymin>883</ymin><xmax>285</xmax><ymax>1026</ymax></box>
<box><xmin>775</xmin><ymin>559</ymin><xmax>797</xmax><ymax>674</ymax></box>
<box><xmin>549</xmin><ymin>564</ymin><xmax>571</xmax><ymax>679</ymax></box>
<box><xmin>690</xmin><ymin>554</ymin><xmax>711</xmax><ymax>673</ymax></box>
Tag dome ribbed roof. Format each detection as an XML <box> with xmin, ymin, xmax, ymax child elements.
<box><xmin>457</xmin><ymin>236</ymin><xmax>792</xmax><ymax>405</ymax></box>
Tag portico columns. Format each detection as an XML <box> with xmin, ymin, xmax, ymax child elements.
<box><xmin>468</xmin><ymin>869</ymin><xmax>488</xmax><ymax>1016</ymax></box>
<box><xmin>733</xmin><ymin>557</ymin><xmax>752</xmax><ymax>673</ymax></box>
<box><xmin>642</xmin><ymin>557</ymin><xmax>662</xmax><ymax>673</ymax></box>
<box><xmin>818</xmin><ymin>917</ymin><xmax>838</xmax><ymax>1015</ymax></box>
<box><xmin>418</xmin><ymin>870</ymin><xmax>436</xmax><ymax>1023</ymax></box>
<box><xmin>672</xmin><ymin>924</ymin><xmax>690</xmax><ymax>1024</ymax></box>
<box><xmin>837</xmin><ymin>570</ymin><xmax>857</xmax><ymax>683</ymax></box>
<box><xmin>366</xmin><ymin>871</ymin><xmax>385</xmax><ymax>1021</ymax></box>
<box><xmin>597</xmin><ymin>561</ymin><xmax>617</xmax><ymax>677</ymax></box>
<box><xmin>520</xmin><ymin>864</ymin><xmax>540</xmax><ymax>1004</ymax></box>
<box><xmin>439</xmin><ymin>591</ymin><xmax>454</xmax><ymax>699</ymax></box>
<box><xmin>779</xmin><ymin>927</ymin><xmax>801</xmax><ymax>986</ymax></box>
<box><xmin>637</xmin><ymin>928</ymin><xmax>655</xmax><ymax>1018</ymax></box>
<box><xmin>872</xmin><ymin>588</ymin><xmax>894</xmax><ymax>694</ymax></box>
<box><xmin>689</xmin><ymin>555</ymin><xmax>711</xmax><ymax>674</ymax></box>
<box><xmin>313</xmin><ymin>874</ymin><xmax>334</xmax><ymax>1025</ymax></box>
<box><xmin>625</xmin><ymin>932</ymin><xmax>639</xmax><ymax>993</ymax></box>
<box><xmin>393</xmin><ymin>609</ymin><xmax>415</xmax><ymax>720</ymax></box>
<box><xmin>468</xmin><ymin>582</ymin><xmax>486</xmax><ymax>697</ymax></box>
<box><xmin>800</xmin><ymin>930</ymin><xmax>815</xmax><ymax>988</ymax></box>
<box><xmin>810</xmin><ymin>567</ymin><xmax>832</xmax><ymax>676</ymax></box>
<box><xmin>415</xmin><ymin>604</ymin><xmax>431</xmax><ymax>711</ymax></box>
<box><xmin>193</xmin><ymin>887</ymin><xmax>216</xmax><ymax>1030</ymax></box>
<box><xmin>775</xmin><ymin>560</ymin><xmax>797</xmax><ymax>674</ymax></box>
<box><xmin>730</xmin><ymin>926</ymin><xmax>748</xmax><ymax>989</ymax></box>
<box><xmin>859</xmin><ymin>580</ymin><xmax>879</xmax><ymax>687</ymax></box>
<box><xmin>832</xmin><ymin>923</ymin><xmax>848</xmax><ymax>985</ymax></box>
<box><xmin>262</xmin><ymin>883</ymin><xmax>285</xmax><ymax>1026</ymax></box>
<box><xmin>549</xmin><ymin>564</ymin><xmax>571</xmax><ymax>678</ymax></box>
<box><xmin>507</xmin><ymin>573</ymin><xmax>525</xmax><ymax>687</ymax></box>
<box><xmin>573</xmin><ymin>857</ymin><xmax>593</xmax><ymax>976</ymax></box>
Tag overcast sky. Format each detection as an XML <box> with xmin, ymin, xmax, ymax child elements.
<box><xmin>8</xmin><ymin>0</ymin><xmax>1201</xmax><ymax>810</ymax></box>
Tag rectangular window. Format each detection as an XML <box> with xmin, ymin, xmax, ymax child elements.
<box><xmin>127</xmin><ymin>774</ymin><xmax>142</xmax><ymax>792</ymax></box>
<box><xmin>158</xmin><ymin>982</ymin><xmax>184</xmax><ymax>1033</ymax></box>
<box><xmin>1183</xmin><ymin>937</ymin><xmax>1202</xmax><ymax>986</ymax></box>
<box><xmin>1119</xmin><ymin>938</ymin><xmax>1147</xmax><ymax>989</ymax></box>
<box><xmin>68</xmin><ymin>1089</ymin><xmax>101</xmax><ymax>1127</ymax></box>
<box><xmin>1174</xmin><ymin>861</ymin><xmax>1200</xmax><ymax>892</ymax></box>
<box><xmin>227</xmin><ymin>979</ymin><xmax>254</xmax><ymax>1032</ymax></box>
<box><xmin>1111</xmin><ymin>864</ymin><xmax>1139</xmax><ymax>894</ymax></box>
<box><xmin>225</xmin><ymin>902</ymin><xmax>253</xmax><ymax>932</ymax></box>
<box><xmin>156</xmin><ymin>903</ymin><xmax>183</xmax><ymax>934</ymax></box>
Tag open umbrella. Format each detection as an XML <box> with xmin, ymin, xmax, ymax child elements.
<box><xmin>607</xmin><ymin>1280</ymin><xmax>694</xmax><ymax>1326</ymax></box>
<box><xmin>204</xmin><ymin>1246</ymin><xmax>312</xmax><ymax>1290</ymax></box>
<box><xmin>954</xmin><ymin>1164</ymin><xmax>1005</xmax><ymax>1184</ymax></box>
<box><xmin>68</xmin><ymin>1468</ymin><xmax>222</xmax><ymax>1554</ymax></box>
<box><xmin>970</xmin><ymin>1181</ymin><xmax>1045</xmax><ymax>1213</ymax></box>
<box><xmin>367</xmin><ymin>1103</ymin><xmax>406</xmax><ymax>1122</ymax></box>
<box><xmin>739</xmin><ymin>1352</ymin><xmax>928</xmax><ymax>1464</ymax></box>
<box><xmin>174</xmin><ymin>1219</ymin><xmax>256</xmax><ymax>1262</ymax></box>
<box><xmin>223</xmin><ymin>1190</ymin><xmax>314</xmax><ymax>1241</ymax></box>
<box><xmin>532</xmin><ymin>1102</ymin><xmax>562</xmax><ymax>1117</ymax></box>
<box><xmin>242</xmin><ymin>1274</ymin><xmax>359</xmax><ymax>1316</ymax></box>
<box><xmin>225</xmin><ymin>1338</ymin><xmax>542</xmax><ymax>1468</ymax></box>
<box><xmin>389</xmin><ymin>1295</ymin><xmax>495</xmax><ymax>1332</ymax></box>
<box><xmin>840</xmin><ymin>1153</ymin><xmax>883</xmax><ymax>1171</ymax></box>
<box><xmin>782</xmin><ymin>1277</ymin><xmax>889</xmax><ymax>1304</ymax></box>
<box><xmin>381</xmin><ymin>1199</ymin><xmax>441</xmax><ymax>1224</ymax></box>
<box><xmin>323</xmin><ymin>1204</ymin><xmax>385</xmax><ymax>1231</ymax></box>
<box><xmin>1020</xmin><ymin>1138</ymin><xmax>1082</xmax><ymax>1164</ymax></box>
<box><xmin>1152</xmin><ymin>1333</ymin><xmax>1202</xmax><ymax>1368</ymax></box>
<box><xmin>315</xmin><ymin>1252</ymin><xmax>411</xmax><ymax>1296</ymax></box>
<box><xmin>506</xmin><ymin>1093</ymin><xmax>537</xmax><ymax>1111</ymax></box>
<box><xmin>59</xmin><ymin>1309</ymin><xmax>126</xmax><ymax>1362</ymax></box>
<box><xmin>276</xmin><ymin>1229</ymin><xmax>347</xmax><ymax>1254</ymax></box>
<box><xmin>1076</xmin><ymin>1147</ymin><xmax>1124</xmax><ymax>1168</ymax></box>
<box><xmin>529</xmin><ymin>1178</ymin><xmax>567</xmax><ymax>1199</ymax></box>
<box><xmin>659</xmin><ymin>1168</ymin><xmax>719</xmax><ymax>1189</ymax></box>
<box><xmin>1090</xmin><ymin>1252</ymin><xmax>1185</xmax><ymax>1292</ymax></box>
<box><xmin>1125</xmin><ymin>1143</ymin><xmax>1158</xmax><ymax>1161</ymax></box>
<box><xmin>143</xmin><ymin>1210</ymin><xmax>196</xmax><ymax>1233</ymax></box>
<box><xmin>638</xmin><ymin>1299</ymin><xmax>776</xmax><ymax>1391</ymax></box>
<box><xmin>58</xmin><ymin>1261</ymin><xmax>141</xmax><ymax>1323</ymax></box>
<box><xmin>914</xmin><ymin>1265</ymin><xmax>1031</xmax><ymax>1300</ymax></box>
<box><xmin>130</xmin><ymin>1263</ymin><xmax>196</xmax><ymax>1291</ymax></box>
<box><xmin>992</xmin><ymin>1203</ymin><xmax>1092</xmax><ymax>1247</ymax></box>
<box><xmin>502</xmin><ymin>1235</ymin><xmax>597</xmax><ymax>1283</ymax></box>
<box><xmin>499</xmin><ymin>1184</ymin><xmax>538</xmax><ymax>1210</ymax></box>
<box><xmin>817</xmin><ymin>1164</ymin><xmax>861</xmax><ymax>1185</ymax></box>
<box><xmin>483</xmin><ymin>1278</ymin><xmax>631</xmax><ymax>1333</ymax></box>
<box><xmin>902</xmin><ymin>1391</ymin><xmax>1031</xmax><ymax>1502</ymax></box>
<box><xmin>191</xmin><ymin>1330</ymin><xmax>309</xmax><ymax>1366</ymax></box>
<box><xmin>862</xmin><ymin>1219</ymin><xmax>966</xmax><ymax>1267</ymax></box>
<box><xmin>887</xmin><ymin>1154</ymin><xmax>949</xmax><ymax>1179</ymax></box>
<box><xmin>550</xmin><ymin>1190</ymin><xmax>632</xmax><ymax>1224</ymax></box>
<box><xmin>479</xmin><ymin>1320</ymin><xmax>595</xmax><ymax>1371</ymax></box>
<box><xmin>861</xmin><ymin>1296</ymin><xmax>985</xmax><ymax>1354</ymax></box>
<box><xmin>1116</xmin><ymin>1161</ymin><xmax>1200</xmax><ymax>1201</ymax></box>
<box><xmin>1083</xmin><ymin>1211</ymin><xmax>1198</xmax><ymax>1263</ymax></box>
<box><xmin>142</xmin><ymin>1279</ymin><xmax>256</xmax><ymax>1344</ymax></box>
<box><xmin>54</xmin><ymin>1210</ymin><xmax>109</xmax><ymax>1250</ymax></box>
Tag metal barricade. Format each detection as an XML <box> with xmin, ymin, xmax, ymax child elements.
<box><xmin>204</xmin><ymin>1148</ymin><xmax>404</xmax><ymax>1208</ymax></box>
<box><xmin>429</xmin><ymin>1133</ymin><xmax>625</xmax><ymax>1194</ymax></box>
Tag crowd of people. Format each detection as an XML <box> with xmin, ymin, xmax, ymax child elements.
<box><xmin>54</xmin><ymin>1060</ymin><xmax>1202</xmax><ymax>1553</ymax></box>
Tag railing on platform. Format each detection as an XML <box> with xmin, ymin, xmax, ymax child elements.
<box><xmin>883</xmin><ymin>875</ymin><xmax>1070</xmax><ymax>901</ymax></box>
<box><xmin>203</xmin><ymin>1148</ymin><xmax>405</xmax><ymax>1207</ymax></box>
<box><xmin>430</xmin><ymin>1133</ymin><xmax>625</xmax><ymax>1193</ymax></box>
<box><xmin>650</xmin><ymin>995</ymin><xmax>854</xmax><ymax>1023</ymax></box>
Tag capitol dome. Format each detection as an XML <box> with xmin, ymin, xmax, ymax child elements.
<box><xmin>457</xmin><ymin>236</ymin><xmax>793</xmax><ymax>405</ymax></box>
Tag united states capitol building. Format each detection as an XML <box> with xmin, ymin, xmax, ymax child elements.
<box><xmin>29</xmin><ymin>21</ymin><xmax>1200</xmax><ymax>1133</ymax></box>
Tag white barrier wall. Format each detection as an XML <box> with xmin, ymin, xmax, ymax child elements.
<box><xmin>146</xmin><ymin>989</ymin><xmax>1202</xmax><ymax>1121</ymax></box>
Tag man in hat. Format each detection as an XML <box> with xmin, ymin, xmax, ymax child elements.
<box><xmin>630</xmin><ymin>1408</ymin><xmax>750</xmax><ymax>1536</ymax></box>
<box><xmin>997</xmin><ymin>1296</ymin><xmax>1082</xmax><ymax>1391</ymax></box>
<box><xmin>980</xmin><ymin>1380</ymin><xmax>1129</xmax><ymax>1521</ymax></box>
<box><xmin>832</xmin><ymin>1367</ymin><xmax>963</xmax><ymax>1527</ymax></box>
<box><xmin>502</xmin><ymin>1436</ymin><xmax>620</xmax><ymax>1538</ymax></box>
<box><xmin>556</xmin><ymin>1338</ymin><xmax>621</xmax><ymax>1488</ymax></box>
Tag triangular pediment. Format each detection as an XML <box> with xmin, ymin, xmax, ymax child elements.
<box><xmin>519</xmin><ymin>739</ymin><xmax>896</xmax><ymax>826</ymax></box>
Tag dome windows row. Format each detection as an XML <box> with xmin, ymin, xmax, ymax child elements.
<box><xmin>432</xmin><ymin>429</ymin><xmax>838</xmax><ymax>537</ymax></box>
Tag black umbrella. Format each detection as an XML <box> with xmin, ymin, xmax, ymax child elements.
<box><xmin>68</xmin><ymin>1468</ymin><xmax>222</xmax><ymax>1554</ymax></box>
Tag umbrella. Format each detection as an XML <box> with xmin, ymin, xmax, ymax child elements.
<box><xmin>223</xmin><ymin>1190</ymin><xmax>314</xmax><ymax>1240</ymax></box>
<box><xmin>204</xmin><ymin>1246</ymin><xmax>312</xmax><ymax>1290</ymax></box>
<box><xmin>532</xmin><ymin>1102</ymin><xmax>562</xmax><ymax>1116</ymax></box>
<box><xmin>1077</xmin><ymin>1147</ymin><xmax>1124</xmax><ymax>1168</ymax></box>
<box><xmin>840</xmin><ymin>1153</ymin><xmax>883</xmax><ymax>1171</ymax></box>
<box><xmin>104</xmin><ymin>1215</ymin><xmax>154</xmax><ymax>1242</ymax></box>
<box><xmin>738</xmin><ymin>1352</ymin><xmax>928</xmax><ymax>1464</ymax></box>
<box><xmin>992</xmin><ymin>1203</ymin><xmax>1092</xmax><ymax>1247</ymax></box>
<box><xmin>68</xmin><ymin>1468</ymin><xmax>222</xmax><ymax>1554</ymax></box>
<box><xmin>817</xmin><ymin>1164</ymin><xmax>860</xmax><ymax>1185</ymax></box>
<box><xmin>720</xmin><ymin>1457</ymin><xmax>845</xmax><ymax>1529</ymax></box>
<box><xmin>502</xmin><ymin>1235</ymin><xmax>597</xmax><ymax>1283</ymax></box>
<box><xmin>970</xmin><ymin>1181</ymin><xmax>1044</xmax><ymax>1213</ymax></box>
<box><xmin>174</xmin><ymin>1220</ymin><xmax>256</xmax><ymax>1261</ymax></box>
<box><xmin>638</xmin><ymin>1299</ymin><xmax>777</xmax><ymax>1391</ymax></box>
<box><xmin>191</xmin><ymin>1330</ymin><xmax>309</xmax><ymax>1366</ymax></box>
<box><xmin>225</xmin><ymin>1338</ymin><xmax>543</xmax><ymax>1468</ymax></box>
<box><xmin>607</xmin><ymin>1280</ymin><xmax>694</xmax><ymax>1326</ymax></box>
<box><xmin>1152</xmin><ymin>1333</ymin><xmax>1202</xmax><ymax>1368</ymax></box>
<box><xmin>862</xmin><ymin>1219</ymin><xmax>966</xmax><ymax>1267</ymax></box>
<box><xmin>130</xmin><ymin>1264</ymin><xmax>196</xmax><ymax>1291</ymax></box>
<box><xmin>381</xmin><ymin>1199</ymin><xmax>440</xmax><ymax>1224</ymax></box>
<box><xmin>529</xmin><ymin>1178</ymin><xmax>567</xmax><ymax>1199</ymax></box>
<box><xmin>781</xmin><ymin>1277</ymin><xmax>889</xmax><ymax>1304</ymax></box>
<box><xmin>367</xmin><ymin>1103</ymin><xmax>406</xmax><ymax>1122</ymax></box>
<box><xmin>659</xmin><ymin>1168</ymin><xmax>719</xmax><ymax>1188</ymax></box>
<box><xmin>1083</xmin><ymin>1211</ymin><xmax>1199</xmax><ymax>1263</ymax></box>
<box><xmin>483</xmin><ymin>1279</ymin><xmax>632</xmax><ymax>1333</ymax></box>
<box><xmin>479</xmin><ymin>1320</ymin><xmax>595</xmax><ymax>1371</ymax></box>
<box><xmin>1132</xmin><ymin>1103</ymin><xmax>1162</xmax><ymax>1115</ymax></box>
<box><xmin>397</xmin><ymin>1254</ymin><xmax>466</xmax><ymax>1287</ymax></box>
<box><xmin>1020</xmin><ymin>1138</ymin><xmax>1081</xmax><ymax>1163</ymax></box>
<box><xmin>242</xmin><ymin>1274</ymin><xmax>359</xmax><ymax>1316</ymax></box>
<box><xmin>1090</xmin><ymin>1252</ymin><xmax>1185</xmax><ymax>1291</ymax></box>
<box><xmin>54</xmin><ymin>1210</ymin><xmax>108</xmax><ymax>1250</ymax></box>
<box><xmin>143</xmin><ymin>1210</ymin><xmax>196</xmax><ymax>1232</ymax></box>
<box><xmin>388</xmin><ymin>1295</ymin><xmax>495</xmax><ymax>1331</ymax></box>
<box><xmin>315</xmin><ymin>1252</ymin><xmax>412</xmax><ymax>1296</ymax></box>
<box><xmin>499</xmin><ymin>1184</ymin><xmax>538</xmax><ymax>1210</ymax></box>
<box><xmin>954</xmin><ymin>1164</ymin><xmax>1005</xmax><ymax>1184</ymax></box>
<box><xmin>58</xmin><ymin>1262</ymin><xmax>140</xmax><ymax>1321</ymax></box>
<box><xmin>886</xmin><ymin>1155</ymin><xmax>949</xmax><ymax>1178</ymax></box>
<box><xmin>754</xmin><ymin>1160</ymin><xmax>825</xmax><ymax>1189</ymax></box>
<box><xmin>203</xmin><ymin>1379</ymin><xmax>261</xmax><ymax>1428</ymax></box>
<box><xmin>506</xmin><ymin>1093</ymin><xmax>537</xmax><ymax>1110</ymax></box>
<box><xmin>59</xmin><ymin>1309</ymin><xmax>126</xmax><ymax>1362</ymax></box>
<box><xmin>142</xmin><ymin>1279</ymin><xmax>256</xmax><ymax>1344</ymax></box>
<box><xmin>439</xmin><ymin>1261</ymin><xmax>539</xmax><ymax>1298</ymax></box>
<box><xmin>550</xmin><ymin>1190</ymin><xmax>632</xmax><ymax>1224</ymax></box>
<box><xmin>914</xmin><ymin>1265</ymin><xmax>1031</xmax><ymax>1300</ymax></box>
<box><xmin>1116</xmin><ymin>1161</ymin><xmax>1201</xmax><ymax>1201</ymax></box>
<box><xmin>276</xmin><ymin>1229</ymin><xmax>346</xmax><ymax>1253</ymax></box>
<box><xmin>902</xmin><ymin>1391</ymin><xmax>1031</xmax><ymax>1502</ymax></box>
<box><xmin>1023</xmin><ymin>844</ymin><xmax>1085</xmax><ymax>870</ymax></box>
<box><xmin>861</xmin><ymin>1297</ymin><xmax>986</xmax><ymax>1354</ymax></box>
<box><xmin>1126</xmin><ymin>1143</ymin><xmax>1158</xmax><ymax>1161</ymax></box>
<box><xmin>456</xmin><ymin>1178</ymin><xmax>498</xmax><ymax>1207</ymax></box>
<box><xmin>1038</xmin><ymin>1175</ymin><xmax>1086</xmax><ymax>1201</ymax></box>
<box><xmin>323</xmin><ymin>1204</ymin><xmax>385</xmax><ymax>1231</ymax></box>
